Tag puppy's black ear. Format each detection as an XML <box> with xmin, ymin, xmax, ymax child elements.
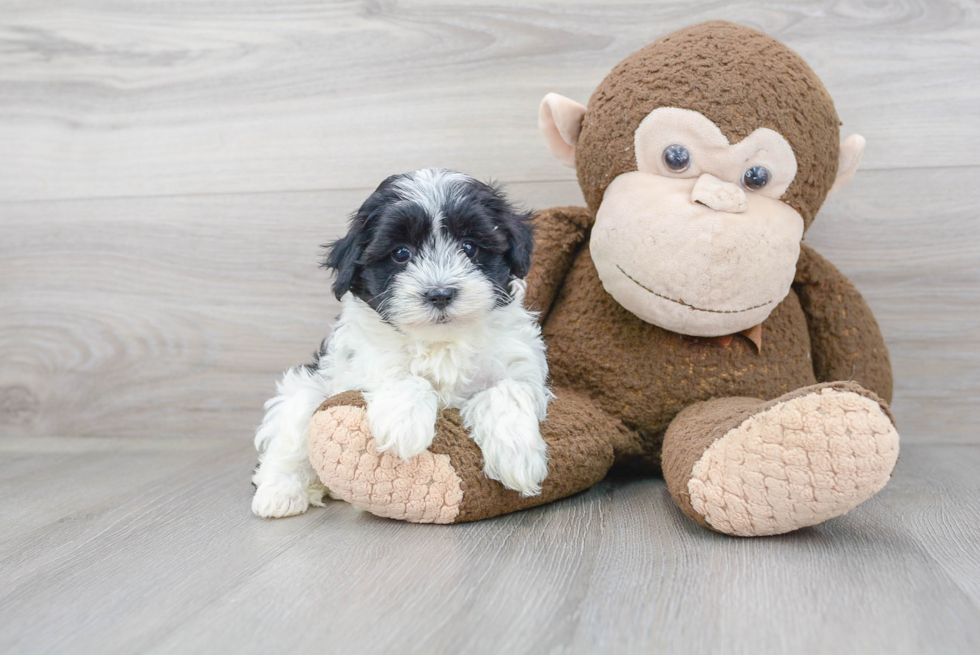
<box><xmin>501</xmin><ymin>209</ymin><xmax>535</xmax><ymax>279</ymax></box>
<box><xmin>322</xmin><ymin>230</ymin><xmax>363</xmax><ymax>301</ymax></box>
<box><xmin>477</xmin><ymin>180</ymin><xmax>535</xmax><ymax>280</ymax></box>
<box><xmin>321</xmin><ymin>174</ymin><xmax>402</xmax><ymax>300</ymax></box>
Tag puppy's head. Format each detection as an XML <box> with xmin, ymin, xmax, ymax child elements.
<box><xmin>323</xmin><ymin>169</ymin><xmax>534</xmax><ymax>337</ymax></box>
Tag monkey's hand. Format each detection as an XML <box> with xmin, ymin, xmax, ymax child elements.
<box><xmin>793</xmin><ymin>243</ymin><xmax>893</xmax><ymax>403</ymax></box>
<box><xmin>524</xmin><ymin>206</ymin><xmax>593</xmax><ymax>321</ymax></box>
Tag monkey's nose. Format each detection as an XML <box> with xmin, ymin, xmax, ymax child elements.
<box><xmin>425</xmin><ymin>287</ymin><xmax>457</xmax><ymax>309</ymax></box>
<box><xmin>691</xmin><ymin>173</ymin><xmax>747</xmax><ymax>213</ymax></box>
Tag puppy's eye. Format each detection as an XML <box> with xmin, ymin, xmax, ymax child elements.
<box><xmin>461</xmin><ymin>241</ymin><xmax>477</xmax><ymax>258</ymax></box>
<box><xmin>663</xmin><ymin>144</ymin><xmax>691</xmax><ymax>172</ymax></box>
<box><xmin>742</xmin><ymin>165</ymin><xmax>771</xmax><ymax>190</ymax></box>
<box><xmin>391</xmin><ymin>246</ymin><xmax>413</xmax><ymax>263</ymax></box>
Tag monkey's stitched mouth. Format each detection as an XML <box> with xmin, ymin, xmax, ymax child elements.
<box><xmin>616</xmin><ymin>265</ymin><xmax>774</xmax><ymax>314</ymax></box>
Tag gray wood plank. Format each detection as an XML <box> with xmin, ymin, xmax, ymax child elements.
<box><xmin>0</xmin><ymin>0</ymin><xmax>977</xmax><ymax>202</ymax></box>
<box><xmin>0</xmin><ymin>437</ymin><xmax>234</xmax><ymax>544</ymax></box>
<box><xmin>876</xmin><ymin>444</ymin><xmax>980</xmax><ymax>607</ymax></box>
<box><xmin>565</xmin><ymin>471</ymin><xmax>980</xmax><ymax>654</ymax></box>
<box><xmin>0</xmin><ymin>441</ymin><xmax>977</xmax><ymax>654</ymax></box>
<box><xmin>805</xmin><ymin>167</ymin><xmax>980</xmax><ymax>443</ymax></box>
<box><xmin>0</xmin><ymin>439</ymin><xmax>340</xmax><ymax>654</ymax></box>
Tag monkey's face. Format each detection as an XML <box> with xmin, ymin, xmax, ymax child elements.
<box><xmin>537</xmin><ymin>21</ymin><xmax>867</xmax><ymax>338</ymax></box>
<box><xmin>588</xmin><ymin>108</ymin><xmax>804</xmax><ymax>336</ymax></box>
<box><xmin>538</xmin><ymin>23</ymin><xmax>866</xmax><ymax>338</ymax></box>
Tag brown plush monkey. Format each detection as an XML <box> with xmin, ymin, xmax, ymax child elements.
<box><xmin>307</xmin><ymin>21</ymin><xmax>900</xmax><ymax>536</ymax></box>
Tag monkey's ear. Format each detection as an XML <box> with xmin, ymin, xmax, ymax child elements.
<box><xmin>828</xmin><ymin>134</ymin><xmax>866</xmax><ymax>196</ymax></box>
<box><xmin>538</xmin><ymin>93</ymin><xmax>587</xmax><ymax>168</ymax></box>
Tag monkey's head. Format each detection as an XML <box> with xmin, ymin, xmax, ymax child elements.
<box><xmin>539</xmin><ymin>21</ymin><xmax>865</xmax><ymax>337</ymax></box>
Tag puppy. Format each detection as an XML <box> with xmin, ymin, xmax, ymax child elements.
<box><xmin>252</xmin><ymin>169</ymin><xmax>551</xmax><ymax>518</ymax></box>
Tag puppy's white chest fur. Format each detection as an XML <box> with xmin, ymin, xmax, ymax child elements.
<box><xmin>325</xmin><ymin>292</ymin><xmax>541</xmax><ymax>410</ymax></box>
<box><xmin>404</xmin><ymin>341</ymin><xmax>493</xmax><ymax>406</ymax></box>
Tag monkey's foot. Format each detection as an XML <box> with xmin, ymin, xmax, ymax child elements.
<box><xmin>665</xmin><ymin>383</ymin><xmax>900</xmax><ymax>537</ymax></box>
<box><xmin>307</xmin><ymin>395</ymin><xmax>464</xmax><ymax>524</ymax></box>
<box><xmin>308</xmin><ymin>389</ymin><xmax>625</xmax><ymax>524</ymax></box>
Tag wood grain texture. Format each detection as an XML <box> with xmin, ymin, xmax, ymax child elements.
<box><xmin>0</xmin><ymin>439</ymin><xmax>977</xmax><ymax>654</ymax></box>
<box><xmin>0</xmin><ymin>0</ymin><xmax>978</xmax><ymax>202</ymax></box>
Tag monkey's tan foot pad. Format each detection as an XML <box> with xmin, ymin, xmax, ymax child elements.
<box><xmin>686</xmin><ymin>387</ymin><xmax>899</xmax><ymax>537</ymax></box>
<box><xmin>307</xmin><ymin>404</ymin><xmax>464</xmax><ymax>524</ymax></box>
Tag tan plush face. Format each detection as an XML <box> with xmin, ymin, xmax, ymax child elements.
<box><xmin>589</xmin><ymin>108</ymin><xmax>804</xmax><ymax>336</ymax></box>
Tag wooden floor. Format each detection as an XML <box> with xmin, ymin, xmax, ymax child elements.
<box><xmin>2</xmin><ymin>1</ymin><xmax>979</xmax><ymax>653</ymax></box>
<box><xmin>1</xmin><ymin>439</ymin><xmax>979</xmax><ymax>653</ymax></box>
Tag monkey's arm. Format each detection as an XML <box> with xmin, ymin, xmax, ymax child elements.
<box><xmin>524</xmin><ymin>206</ymin><xmax>592</xmax><ymax>322</ymax></box>
<box><xmin>793</xmin><ymin>243</ymin><xmax>894</xmax><ymax>403</ymax></box>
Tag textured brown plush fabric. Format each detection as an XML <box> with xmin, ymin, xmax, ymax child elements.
<box><xmin>524</xmin><ymin>206</ymin><xmax>593</xmax><ymax>319</ymax></box>
<box><xmin>794</xmin><ymin>244</ymin><xmax>894</xmax><ymax>402</ymax></box>
<box><xmin>317</xmin><ymin>389</ymin><xmax>368</xmax><ymax>414</ymax></box>
<box><xmin>544</xmin><ymin>245</ymin><xmax>819</xmax><ymax>441</ymax></box>
<box><xmin>314</xmin><ymin>388</ymin><xmax>636</xmax><ymax>523</ymax></box>
<box><xmin>576</xmin><ymin>20</ymin><xmax>840</xmax><ymax>230</ymax></box>
<box><xmin>436</xmin><ymin>388</ymin><xmax>634</xmax><ymax>523</ymax></box>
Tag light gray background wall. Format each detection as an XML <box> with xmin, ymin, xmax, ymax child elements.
<box><xmin>2</xmin><ymin>1</ymin><xmax>977</xmax><ymax>445</ymax></box>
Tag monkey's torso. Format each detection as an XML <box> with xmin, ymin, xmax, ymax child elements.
<box><xmin>541</xmin><ymin>246</ymin><xmax>818</xmax><ymax>442</ymax></box>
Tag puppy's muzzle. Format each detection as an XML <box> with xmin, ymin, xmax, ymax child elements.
<box><xmin>425</xmin><ymin>287</ymin><xmax>457</xmax><ymax>309</ymax></box>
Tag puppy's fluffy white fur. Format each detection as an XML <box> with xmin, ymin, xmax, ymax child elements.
<box><xmin>252</xmin><ymin>170</ymin><xmax>550</xmax><ymax>518</ymax></box>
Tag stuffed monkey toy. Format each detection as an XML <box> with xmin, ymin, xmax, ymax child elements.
<box><xmin>307</xmin><ymin>21</ymin><xmax>899</xmax><ymax>536</ymax></box>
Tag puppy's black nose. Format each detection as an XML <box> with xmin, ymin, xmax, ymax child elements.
<box><xmin>425</xmin><ymin>287</ymin><xmax>456</xmax><ymax>309</ymax></box>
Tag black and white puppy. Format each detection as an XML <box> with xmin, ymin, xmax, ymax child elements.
<box><xmin>252</xmin><ymin>169</ymin><xmax>551</xmax><ymax>518</ymax></box>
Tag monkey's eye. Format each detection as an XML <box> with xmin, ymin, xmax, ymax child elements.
<box><xmin>742</xmin><ymin>166</ymin><xmax>771</xmax><ymax>190</ymax></box>
<box><xmin>461</xmin><ymin>241</ymin><xmax>477</xmax><ymax>258</ymax></box>
<box><xmin>392</xmin><ymin>246</ymin><xmax>413</xmax><ymax>263</ymax></box>
<box><xmin>662</xmin><ymin>145</ymin><xmax>691</xmax><ymax>172</ymax></box>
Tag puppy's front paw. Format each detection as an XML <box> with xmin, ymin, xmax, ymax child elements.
<box><xmin>480</xmin><ymin>424</ymin><xmax>549</xmax><ymax>497</ymax></box>
<box><xmin>368</xmin><ymin>403</ymin><xmax>437</xmax><ymax>461</ymax></box>
<box><xmin>365</xmin><ymin>378</ymin><xmax>439</xmax><ymax>460</ymax></box>
<box><xmin>252</xmin><ymin>480</ymin><xmax>310</xmax><ymax>518</ymax></box>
